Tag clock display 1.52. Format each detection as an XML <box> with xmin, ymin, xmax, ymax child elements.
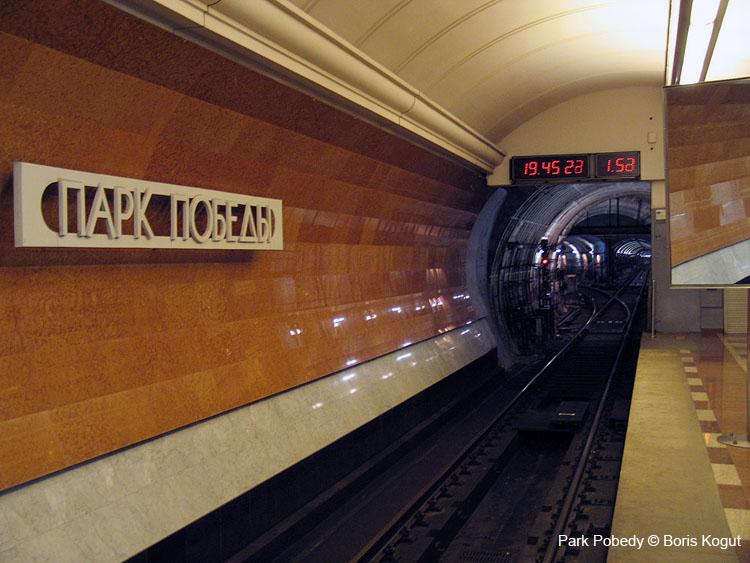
<box><xmin>511</xmin><ymin>155</ymin><xmax>589</xmax><ymax>181</ymax></box>
<box><xmin>594</xmin><ymin>151</ymin><xmax>640</xmax><ymax>178</ymax></box>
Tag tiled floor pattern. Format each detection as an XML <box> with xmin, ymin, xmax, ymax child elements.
<box><xmin>682</xmin><ymin>334</ymin><xmax>750</xmax><ymax>561</ymax></box>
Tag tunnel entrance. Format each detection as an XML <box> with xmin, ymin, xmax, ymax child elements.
<box><xmin>489</xmin><ymin>181</ymin><xmax>651</xmax><ymax>355</ymax></box>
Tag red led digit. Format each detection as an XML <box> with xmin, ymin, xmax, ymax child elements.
<box><xmin>595</xmin><ymin>153</ymin><xmax>639</xmax><ymax>177</ymax></box>
<box><xmin>517</xmin><ymin>153</ymin><xmax>635</xmax><ymax>180</ymax></box>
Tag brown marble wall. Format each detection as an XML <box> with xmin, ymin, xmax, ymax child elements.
<box><xmin>0</xmin><ymin>0</ymin><xmax>489</xmax><ymax>490</ymax></box>
<box><xmin>666</xmin><ymin>82</ymin><xmax>750</xmax><ymax>267</ymax></box>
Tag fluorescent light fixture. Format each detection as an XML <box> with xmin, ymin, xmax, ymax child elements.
<box><xmin>680</xmin><ymin>0</ymin><xmax>721</xmax><ymax>84</ymax></box>
<box><xmin>706</xmin><ymin>0</ymin><xmax>750</xmax><ymax>81</ymax></box>
<box><xmin>668</xmin><ymin>0</ymin><xmax>747</xmax><ymax>85</ymax></box>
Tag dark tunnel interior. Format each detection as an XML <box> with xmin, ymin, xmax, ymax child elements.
<box><xmin>488</xmin><ymin>182</ymin><xmax>651</xmax><ymax>355</ymax></box>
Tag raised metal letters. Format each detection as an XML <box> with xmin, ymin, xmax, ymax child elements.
<box><xmin>14</xmin><ymin>162</ymin><xmax>283</xmax><ymax>250</ymax></box>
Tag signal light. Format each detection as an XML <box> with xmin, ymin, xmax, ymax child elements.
<box><xmin>540</xmin><ymin>239</ymin><xmax>550</xmax><ymax>266</ymax></box>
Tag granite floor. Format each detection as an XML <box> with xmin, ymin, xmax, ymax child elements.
<box><xmin>610</xmin><ymin>331</ymin><xmax>750</xmax><ymax>562</ymax></box>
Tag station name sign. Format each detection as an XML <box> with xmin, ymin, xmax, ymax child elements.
<box><xmin>13</xmin><ymin>162</ymin><xmax>283</xmax><ymax>250</ymax></box>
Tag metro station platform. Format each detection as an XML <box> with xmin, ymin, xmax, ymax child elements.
<box><xmin>610</xmin><ymin>331</ymin><xmax>750</xmax><ymax>562</ymax></box>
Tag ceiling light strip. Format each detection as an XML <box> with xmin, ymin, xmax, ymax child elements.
<box><xmin>670</xmin><ymin>0</ymin><xmax>693</xmax><ymax>84</ymax></box>
<box><xmin>699</xmin><ymin>0</ymin><xmax>728</xmax><ymax>82</ymax></box>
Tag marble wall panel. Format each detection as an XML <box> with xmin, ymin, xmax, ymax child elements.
<box><xmin>666</xmin><ymin>82</ymin><xmax>750</xmax><ymax>267</ymax></box>
<box><xmin>0</xmin><ymin>1</ymin><xmax>490</xmax><ymax>490</ymax></box>
<box><xmin>0</xmin><ymin>321</ymin><xmax>495</xmax><ymax>562</ymax></box>
<box><xmin>0</xmin><ymin>0</ymin><xmax>486</xmax><ymax>198</ymax></box>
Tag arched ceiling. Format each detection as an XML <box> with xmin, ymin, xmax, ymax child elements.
<box><xmin>572</xmin><ymin>195</ymin><xmax>651</xmax><ymax>226</ymax></box>
<box><xmin>289</xmin><ymin>0</ymin><xmax>670</xmax><ymax>143</ymax></box>
<box><xmin>498</xmin><ymin>181</ymin><xmax>651</xmax><ymax>250</ymax></box>
<box><xmin>110</xmin><ymin>0</ymin><xmax>670</xmax><ymax>170</ymax></box>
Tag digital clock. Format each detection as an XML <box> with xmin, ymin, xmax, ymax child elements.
<box><xmin>510</xmin><ymin>151</ymin><xmax>641</xmax><ymax>183</ymax></box>
<box><xmin>594</xmin><ymin>152</ymin><xmax>640</xmax><ymax>178</ymax></box>
<box><xmin>510</xmin><ymin>154</ymin><xmax>589</xmax><ymax>181</ymax></box>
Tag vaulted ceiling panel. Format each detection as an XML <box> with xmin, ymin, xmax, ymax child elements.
<box><xmin>290</xmin><ymin>0</ymin><xmax>670</xmax><ymax>144</ymax></box>
<box><xmin>111</xmin><ymin>0</ymin><xmax>673</xmax><ymax>168</ymax></box>
<box><xmin>290</xmin><ymin>0</ymin><xmax>407</xmax><ymax>46</ymax></box>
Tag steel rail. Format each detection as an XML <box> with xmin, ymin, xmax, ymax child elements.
<box><xmin>357</xmin><ymin>268</ymin><xmax>646</xmax><ymax>562</ymax></box>
<box><xmin>542</xmin><ymin>272</ymin><xmax>648</xmax><ymax>563</ymax></box>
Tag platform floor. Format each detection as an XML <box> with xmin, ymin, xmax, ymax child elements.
<box><xmin>610</xmin><ymin>332</ymin><xmax>750</xmax><ymax>562</ymax></box>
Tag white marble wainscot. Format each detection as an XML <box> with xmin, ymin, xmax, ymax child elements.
<box><xmin>0</xmin><ymin>319</ymin><xmax>496</xmax><ymax>562</ymax></box>
<box><xmin>671</xmin><ymin>238</ymin><xmax>750</xmax><ymax>285</ymax></box>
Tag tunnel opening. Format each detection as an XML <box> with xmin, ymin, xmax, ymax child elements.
<box><xmin>489</xmin><ymin>181</ymin><xmax>651</xmax><ymax>356</ymax></box>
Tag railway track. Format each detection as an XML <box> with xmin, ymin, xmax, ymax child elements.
<box><xmin>356</xmin><ymin>269</ymin><xmax>649</xmax><ymax>563</ymax></box>
<box><xmin>230</xmin><ymin>270</ymin><xmax>648</xmax><ymax>563</ymax></box>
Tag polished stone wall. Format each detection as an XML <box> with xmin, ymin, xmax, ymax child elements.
<box><xmin>0</xmin><ymin>0</ymin><xmax>489</xmax><ymax>492</ymax></box>
<box><xmin>667</xmin><ymin>81</ymin><xmax>750</xmax><ymax>270</ymax></box>
<box><xmin>0</xmin><ymin>321</ymin><xmax>495</xmax><ymax>561</ymax></box>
